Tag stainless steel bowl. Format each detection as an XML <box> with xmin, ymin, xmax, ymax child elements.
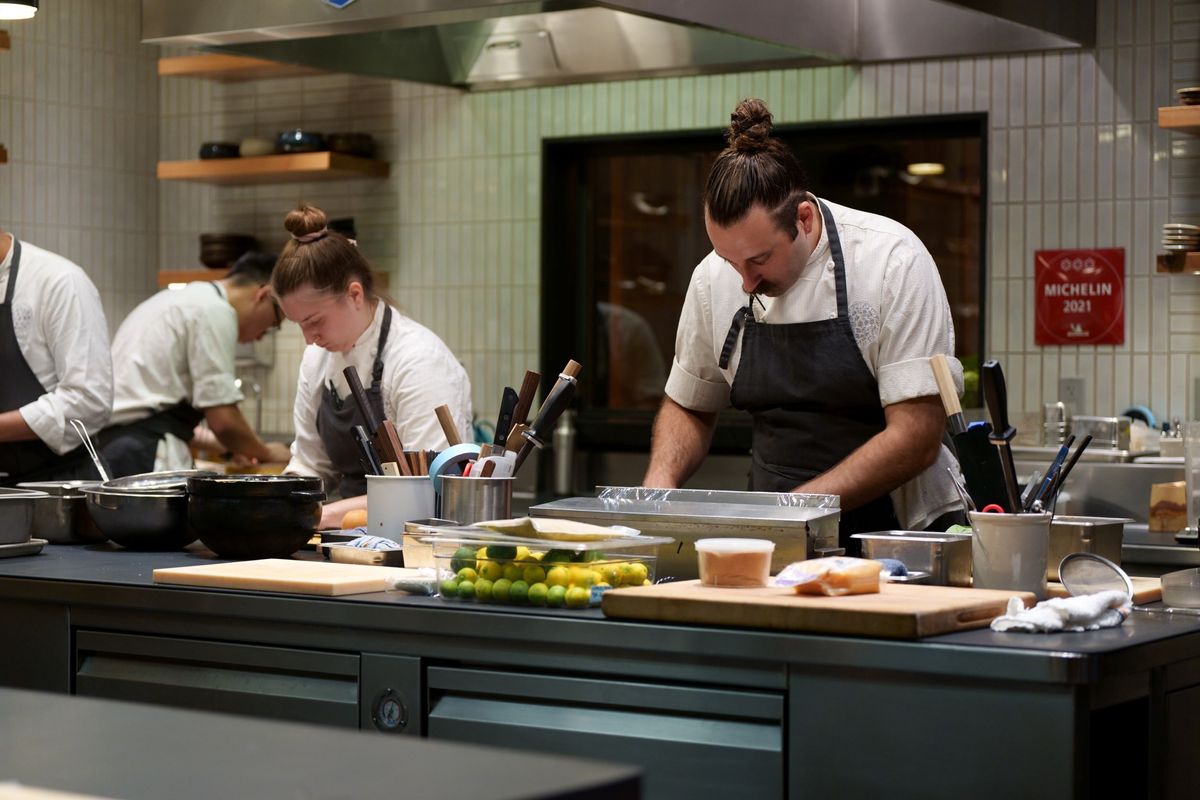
<box><xmin>99</xmin><ymin>470</ymin><xmax>217</xmax><ymax>494</ymax></box>
<box><xmin>0</xmin><ymin>487</ymin><xmax>49</xmax><ymax>545</ymax></box>
<box><xmin>18</xmin><ymin>480</ymin><xmax>104</xmax><ymax>544</ymax></box>
<box><xmin>84</xmin><ymin>488</ymin><xmax>194</xmax><ymax>550</ymax></box>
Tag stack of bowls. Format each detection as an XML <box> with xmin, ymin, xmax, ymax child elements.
<box><xmin>199</xmin><ymin>233</ymin><xmax>257</xmax><ymax>270</ymax></box>
<box><xmin>1162</xmin><ymin>223</ymin><xmax>1200</xmax><ymax>253</ymax></box>
<box><xmin>84</xmin><ymin>470</ymin><xmax>216</xmax><ymax>551</ymax></box>
<box><xmin>1177</xmin><ymin>87</ymin><xmax>1200</xmax><ymax>106</ymax></box>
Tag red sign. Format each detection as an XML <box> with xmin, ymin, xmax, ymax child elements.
<box><xmin>1034</xmin><ymin>248</ymin><xmax>1125</xmax><ymax>345</ymax></box>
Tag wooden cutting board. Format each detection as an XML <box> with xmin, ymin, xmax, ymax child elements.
<box><xmin>1046</xmin><ymin>576</ymin><xmax>1162</xmax><ymax>604</ymax></box>
<box><xmin>153</xmin><ymin>559</ymin><xmax>421</xmax><ymax>596</ymax></box>
<box><xmin>601</xmin><ymin>580</ymin><xmax>1035</xmax><ymax>640</ymax></box>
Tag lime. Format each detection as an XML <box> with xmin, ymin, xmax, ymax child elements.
<box><xmin>564</xmin><ymin>586</ymin><xmax>590</xmax><ymax>608</ymax></box>
<box><xmin>546</xmin><ymin>566</ymin><xmax>570</xmax><ymax>587</ymax></box>
<box><xmin>522</xmin><ymin>565</ymin><xmax>547</xmax><ymax>585</ymax></box>
<box><xmin>546</xmin><ymin>584</ymin><xmax>567</xmax><ymax>607</ymax></box>
<box><xmin>543</xmin><ymin>549</ymin><xmax>573</xmax><ymax>564</ymax></box>
<box><xmin>439</xmin><ymin>578</ymin><xmax>460</xmax><ymax>597</ymax></box>
<box><xmin>527</xmin><ymin>582</ymin><xmax>549</xmax><ymax>606</ymax></box>
<box><xmin>572</xmin><ymin>549</ymin><xmax>604</xmax><ymax>562</ymax></box>
<box><xmin>450</xmin><ymin>546</ymin><xmax>476</xmax><ymax>573</ymax></box>
<box><xmin>502</xmin><ymin>563</ymin><xmax>523</xmax><ymax>582</ymax></box>
<box><xmin>509</xmin><ymin>579</ymin><xmax>530</xmax><ymax>604</ymax></box>
<box><xmin>488</xmin><ymin>544</ymin><xmax>517</xmax><ymax>560</ymax></box>
<box><xmin>491</xmin><ymin>578</ymin><xmax>512</xmax><ymax>603</ymax></box>
<box><xmin>456</xmin><ymin>567</ymin><xmax>478</xmax><ymax>583</ymax></box>
<box><xmin>456</xmin><ymin>580</ymin><xmax>476</xmax><ymax>600</ymax></box>
<box><xmin>478</xmin><ymin>561</ymin><xmax>504</xmax><ymax>582</ymax></box>
<box><xmin>474</xmin><ymin>578</ymin><xmax>494</xmax><ymax>602</ymax></box>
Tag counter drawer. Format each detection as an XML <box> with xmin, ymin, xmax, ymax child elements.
<box><xmin>426</xmin><ymin>666</ymin><xmax>783</xmax><ymax>800</ymax></box>
<box><xmin>74</xmin><ymin>630</ymin><xmax>359</xmax><ymax>728</ymax></box>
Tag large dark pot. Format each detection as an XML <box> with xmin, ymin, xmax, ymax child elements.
<box><xmin>187</xmin><ymin>475</ymin><xmax>325</xmax><ymax>559</ymax></box>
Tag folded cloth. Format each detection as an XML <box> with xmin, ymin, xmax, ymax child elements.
<box><xmin>346</xmin><ymin>534</ymin><xmax>401</xmax><ymax>550</ymax></box>
<box><xmin>990</xmin><ymin>590</ymin><xmax>1131</xmax><ymax>633</ymax></box>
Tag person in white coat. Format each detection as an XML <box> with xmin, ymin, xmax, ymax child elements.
<box><xmin>273</xmin><ymin>204</ymin><xmax>472</xmax><ymax>528</ymax></box>
<box><xmin>0</xmin><ymin>230</ymin><xmax>113</xmax><ymax>485</ymax></box>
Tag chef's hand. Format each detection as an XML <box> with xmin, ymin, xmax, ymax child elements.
<box><xmin>264</xmin><ymin>441</ymin><xmax>293</xmax><ymax>463</ymax></box>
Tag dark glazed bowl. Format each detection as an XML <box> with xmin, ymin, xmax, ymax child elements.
<box><xmin>275</xmin><ymin>129</ymin><xmax>326</xmax><ymax>154</ymax></box>
<box><xmin>327</xmin><ymin>132</ymin><xmax>375</xmax><ymax>158</ymax></box>
<box><xmin>187</xmin><ymin>475</ymin><xmax>325</xmax><ymax>559</ymax></box>
<box><xmin>198</xmin><ymin>141</ymin><xmax>240</xmax><ymax>159</ymax></box>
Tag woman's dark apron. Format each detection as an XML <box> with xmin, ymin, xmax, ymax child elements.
<box><xmin>722</xmin><ymin>200</ymin><xmax>900</xmax><ymax>548</ymax></box>
<box><xmin>316</xmin><ymin>306</ymin><xmax>392</xmax><ymax>498</ymax></box>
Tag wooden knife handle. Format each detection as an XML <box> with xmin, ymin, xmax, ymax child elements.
<box><xmin>510</xmin><ymin>370</ymin><xmax>541</xmax><ymax>429</ymax></box>
<box><xmin>929</xmin><ymin>354</ymin><xmax>963</xmax><ymax>417</ymax></box>
<box><xmin>376</xmin><ymin>420</ymin><xmax>411</xmax><ymax>475</ymax></box>
<box><xmin>506</xmin><ymin>423</ymin><xmax>529</xmax><ymax>453</ymax></box>
<box><xmin>435</xmin><ymin>405</ymin><xmax>462</xmax><ymax>446</ymax></box>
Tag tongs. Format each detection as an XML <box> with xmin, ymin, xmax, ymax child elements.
<box><xmin>69</xmin><ymin>418</ymin><xmax>110</xmax><ymax>482</ymax></box>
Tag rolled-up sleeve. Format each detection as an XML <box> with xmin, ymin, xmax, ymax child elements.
<box><xmin>187</xmin><ymin>310</ymin><xmax>243</xmax><ymax>409</ymax></box>
<box><xmin>19</xmin><ymin>269</ymin><xmax>113</xmax><ymax>454</ymax></box>
<box><xmin>663</xmin><ymin>265</ymin><xmax>730</xmax><ymax>413</ymax></box>
<box><xmin>875</xmin><ymin>240</ymin><xmax>963</xmax><ymax>406</ymax></box>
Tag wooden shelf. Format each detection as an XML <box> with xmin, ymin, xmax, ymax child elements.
<box><xmin>1158</xmin><ymin>105</ymin><xmax>1200</xmax><ymax>134</ymax></box>
<box><xmin>1157</xmin><ymin>252</ymin><xmax>1200</xmax><ymax>273</ymax></box>
<box><xmin>157</xmin><ymin>268</ymin><xmax>390</xmax><ymax>289</ymax></box>
<box><xmin>158</xmin><ymin>53</ymin><xmax>322</xmax><ymax>82</ymax></box>
<box><xmin>157</xmin><ymin>152</ymin><xmax>389</xmax><ymax>185</ymax></box>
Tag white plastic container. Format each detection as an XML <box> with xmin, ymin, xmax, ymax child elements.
<box><xmin>968</xmin><ymin>510</ymin><xmax>1052</xmax><ymax>598</ymax></box>
<box><xmin>366</xmin><ymin>475</ymin><xmax>435</xmax><ymax>542</ymax></box>
<box><xmin>695</xmin><ymin>538</ymin><xmax>776</xmax><ymax>588</ymax></box>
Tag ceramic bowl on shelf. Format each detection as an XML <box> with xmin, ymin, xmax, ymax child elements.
<box><xmin>198</xmin><ymin>141</ymin><xmax>240</xmax><ymax>159</ymax></box>
<box><xmin>327</xmin><ymin>132</ymin><xmax>375</xmax><ymax>158</ymax></box>
<box><xmin>238</xmin><ymin>137</ymin><xmax>275</xmax><ymax>157</ymax></box>
<box><xmin>199</xmin><ymin>233</ymin><xmax>257</xmax><ymax>269</ymax></box>
<box><xmin>275</xmin><ymin>129</ymin><xmax>326</xmax><ymax>154</ymax></box>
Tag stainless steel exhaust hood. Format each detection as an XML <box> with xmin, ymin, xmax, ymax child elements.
<box><xmin>142</xmin><ymin>0</ymin><xmax>1094</xmax><ymax>91</ymax></box>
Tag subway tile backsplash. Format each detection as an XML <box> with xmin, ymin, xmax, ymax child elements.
<box><xmin>2</xmin><ymin>0</ymin><xmax>1199</xmax><ymax>439</ymax></box>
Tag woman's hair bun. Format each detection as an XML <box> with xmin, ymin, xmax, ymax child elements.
<box><xmin>726</xmin><ymin>98</ymin><xmax>774</xmax><ymax>153</ymax></box>
<box><xmin>284</xmin><ymin>204</ymin><xmax>329</xmax><ymax>238</ymax></box>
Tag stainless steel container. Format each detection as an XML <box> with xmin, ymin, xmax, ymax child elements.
<box><xmin>439</xmin><ymin>476</ymin><xmax>513</xmax><ymax>526</ymax></box>
<box><xmin>1070</xmin><ymin>416</ymin><xmax>1133</xmax><ymax>451</ymax></box>
<box><xmin>1046</xmin><ymin>515</ymin><xmax>1128</xmax><ymax>581</ymax></box>
<box><xmin>530</xmin><ymin>487</ymin><xmax>841</xmax><ymax>580</ymax></box>
<box><xmin>84</xmin><ymin>488</ymin><xmax>194</xmax><ymax>551</ymax></box>
<box><xmin>0</xmin><ymin>487</ymin><xmax>51</xmax><ymax>545</ymax></box>
<box><xmin>852</xmin><ymin>531</ymin><xmax>972</xmax><ymax>587</ymax></box>
<box><xmin>17</xmin><ymin>480</ymin><xmax>104</xmax><ymax>544</ymax></box>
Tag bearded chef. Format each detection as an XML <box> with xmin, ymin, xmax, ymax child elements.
<box><xmin>0</xmin><ymin>229</ymin><xmax>113</xmax><ymax>485</ymax></box>
<box><xmin>642</xmin><ymin>98</ymin><xmax>966</xmax><ymax>548</ymax></box>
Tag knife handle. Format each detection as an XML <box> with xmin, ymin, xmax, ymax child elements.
<box><xmin>353</xmin><ymin>424</ymin><xmax>383</xmax><ymax>476</ymax></box>
<box><xmin>510</xmin><ymin>370</ymin><xmax>541</xmax><ymax>429</ymax></box>
<box><xmin>981</xmin><ymin>360</ymin><xmax>1013</xmax><ymax>440</ymax></box>
<box><xmin>525</xmin><ymin>360</ymin><xmax>582</xmax><ymax>447</ymax></box>
<box><xmin>343</xmin><ymin>366</ymin><xmax>381</xmax><ymax>436</ymax></box>
<box><xmin>375</xmin><ymin>420</ymin><xmax>410</xmax><ymax>475</ymax></box>
<box><xmin>435</xmin><ymin>404</ymin><xmax>462</xmax><ymax>446</ymax></box>
<box><xmin>506</xmin><ymin>423</ymin><xmax>529</xmax><ymax>454</ymax></box>
<box><xmin>929</xmin><ymin>354</ymin><xmax>965</xmax><ymax>433</ymax></box>
<box><xmin>493</xmin><ymin>386</ymin><xmax>519</xmax><ymax>446</ymax></box>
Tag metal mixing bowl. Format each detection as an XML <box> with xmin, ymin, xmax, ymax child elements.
<box><xmin>84</xmin><ymin>488</ymin><xmax>194</xmax><ymax>551</ymax></box>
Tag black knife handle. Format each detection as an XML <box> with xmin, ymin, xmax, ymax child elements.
<box><xmin>524</xmin><ymin>361</ymin><xmax>582</xmax><ymax>448</ymax></box>
<box><xmin>353</xmin><ymin>424</ymin><xmax>383</xmax><ymax>475</ymax></box>
<box><xmin>493</xmin><ymin>387</ymin><xmax>519</xmax><ymax>447</ymax></box>
<box><xmin>981</xmin><ymin>360</ymin><xmax>1013</xmax><ymax>440</ymax></box>
<box><xmin>343</xmin><ymin>366</ymin><xmax>381</xmax><ymax>436</ymax></box>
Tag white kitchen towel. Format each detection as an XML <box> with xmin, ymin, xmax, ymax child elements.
<box><xmin>990</xmin><ymin>590</ymin><xmax>1131</xmax><ymax>633</ymax></box>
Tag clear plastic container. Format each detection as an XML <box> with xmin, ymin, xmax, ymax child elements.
<box><xmin>1162</xmin><ymin>567</ymin><xmax>1200</xmax><ymax>608</ymax></box>
<box><xmin>424</xmin><ymin>531</ymin><xmax>672</xmax><ymax>609</ymax></box>
<box><xmin>695</xmin><ymin>538</ymin><xmax>776</xmax><ymax>588</ymax></box>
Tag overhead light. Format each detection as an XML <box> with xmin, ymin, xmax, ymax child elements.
<box><xmin>0</xmin><ymin>1</ymin><xmax>37</xmax><ymax>20</ymax></box>
<box><xmin>906</xmin><ymin>162</ymin><xmax>945</xmax><ymax>177</ymax></box>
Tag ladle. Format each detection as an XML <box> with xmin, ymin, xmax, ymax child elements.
<box><xmin>69</xmin><ymin>418</ymin><xmax>110</xmax><ymax>483</ymax></box>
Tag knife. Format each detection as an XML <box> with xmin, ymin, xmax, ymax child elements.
<box><xmin>435</xmin><ymin>404</ymin><xmax>463</xmax><ymax>447</ymax></box>
<box><xmin>352</xmin><ymin>424</ymin><xmax>383</xmax><ymax>476</ymax></box>
<box><xmin>343</xmin><ymin>366</ymin><xmax>381</xmax><ymax>436</ymax></box>
<box><xmin>981</xmin><ymin>359</ymin><xmax>1023</xmax><ymax>513</ymax></box>
<box><xmin>513</xmin><ymin>360</ymin><xmax>582</xmax><ymax>473</ymax></box>
<box><xmin>929</xmin><ymin>355</ymin><xmax>1010</xmax><ymax>510</ymax></box>
<box><xmin>493</xmin><ymin>387</ymin><xmax>519</xmax><ymax>449</ymax></box>
<box><xmin>510</xmin><ymin>370</ymin><xmax>541</xmax><ymax>431</ymax></box>
<box><xmin>1026</xmin><ymin>435</ymin><xmax>1074</xmax><ymax>511</ymax></box>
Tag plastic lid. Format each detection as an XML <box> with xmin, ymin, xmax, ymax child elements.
<box><xmin>1058</xmin><ymin>552</ymin><xmax>1133</xmax><ymax>599</ymax></box>
<box><xmin>694</xmin><ymin>537</ymin><xmax>776</xmax><ymax>553</ymax></box>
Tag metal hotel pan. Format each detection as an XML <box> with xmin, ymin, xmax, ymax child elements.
<box><xmin>18</xmin><ymin>480</ymin><xmax>104</xmax><ymax>543</ymax></box>
<box><xmin>852</xmin><ymin>531</ymin><xmax>972</xmax><ymax>587</ymax></box>
<box><xmin>0</xmin><ymin>487</ymin><xmax>51</xmax><ymax>545</ymax></box>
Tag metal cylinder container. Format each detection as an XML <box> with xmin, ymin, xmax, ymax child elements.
<box><xmin>439</xmin><ymin>476</ymin><xmax>512</xmax><ymax>525</ymax></box>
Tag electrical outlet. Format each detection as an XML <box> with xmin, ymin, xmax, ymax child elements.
<box><xmin>1059</xmin><ymin>377</ymin><xmax>1086</xmax><ymax>417</ymax></box>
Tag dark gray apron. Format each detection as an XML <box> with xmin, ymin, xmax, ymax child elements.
<box><xmin>96</xmin><ymin>283</ymin><xmax>220</xmax><ymax>477</ymax></box>
<box><xmin>316</xmin><ymin>305</ymin><xmax>391</xmax><ymax>498</ymax></box>
<box><xmin>723</xmin><ymin>200</ymin><xmax>899</xmax><ymax>549</ymax></box>
<box><xmin>0</xmin><ymin>238</ymin><xmax>97</xmax><ymax>485</ymax></box>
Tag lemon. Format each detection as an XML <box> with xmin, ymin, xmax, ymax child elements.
<box><xmin>515</xmin><ymin>546</ymin><xmax>532</xmax><ymax>562</ymax></box>
<box><xmin>598</xmin><ymin>564</ymin><xmax>620</xmax><ymax>585</ymax></box>
<box><xmin>617</xmin><ymin>563</ymin><xmax>640</xmax><ymax>586</ymax></box>
<box><xmin>532</xmin><ymin>551</ymin><xmax>545</xmax><ymax>561</ymax></box>
<box><xmin>456</xmin><ymin>580</ymin><xmax>476</xmax><ymax>600</ymax></box>
<box><xmin>491</xmin><ymin>578</ymin><xmax>512</xmax><ymax>603</ymax></box>
<box><xmin>502</xmin><ymin>564</ymin><xmax>523</xmax><ymax>582</ymax></box>
<box><xmin>627</xmin><ymin>562</ymin><xmax>649</xmax><ymax>584</ymax></box>
<box><xmin>456</xmin><ymin>567</ymin><xmax>478</xmax><ymax>583</ymax></box>
<box><xmin>546</xmin><ymin>584</ymin><xmax>567</xmax><ymax>607</ymax></box>
<box><xmin>527</xmin><ymin>582</ymin><xmax>549</xmax><ymax>606</ymax></box>
<box><xmin>474</xmin><ymin>577</ymin><xmax>494</xmax><ymax>601</ymax></box>
<box><xmin>568</xmin><ymin>566</ymin><xmax>596</xmax><ymax>587</ymax></box>
<box><xmin>439</xmin><ymin>578</ymin><xmax>460</xmax><ymax>597</ymax></box>
<box><xmin>522</xmin><ymin>565</ymin><xmax>547</xmax><ymax>585</ymax></box>
<box><xmin>564</xmin><ymin>586</ymin><xmax>590</xmax><ymax>608</ymax></box>
<box><xmin>478</xmin><ymin>561</ymin><xmax>504</xmax><ymax>582</ymax></box>
<box><xmin>509</xmin><ymin>580</ymin><xmax>530</xmax><ymax>604</ymax></box>
<box><xmin>476</xmin><ymin>547</ymin><xmax>488</xmax><ymax>559</ymax></box>
<box><xmin>546</xmin><ymin>566</ymin><xmax>570</xmax><ymax>587</ymax></box>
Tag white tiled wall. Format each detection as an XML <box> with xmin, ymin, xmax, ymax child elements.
<box><xmin>0</xmin><ymin>0</ymin><xmax>158</xmax><ymax>333</ymax></box>
<box><xmin>6</xmin><ymin>0</ymin><xmax>1198</xmax><ymax>440</ymax></box>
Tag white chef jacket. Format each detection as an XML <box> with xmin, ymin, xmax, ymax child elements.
<box><xmin>666</xmin><ymin>196</ymin><xmax>963</xmax><ymax>530</ymax></box>
<box><xmin>0</xmin><ymin>235</ymin><xmax>113</xmax><ymax>454</ymax></box>
<box><xmin>109</xmin><ymin>281</ymin><xmax>243</xmax><ymax>470</ymax></box>
<box><xmin>286</xmin><ymin>301</ymin><xmax>473</xmax><ymax>494</ymax></box>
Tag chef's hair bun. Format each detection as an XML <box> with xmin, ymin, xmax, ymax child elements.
<box><xmin>284</xmin><ymin>204</ymin><xmax>328</xmax><ymax>239</ymax></box>
<box><xmin>727</xmin><ymin>98</ymin><xmax>774</xmax><ymax>153</ymax></box>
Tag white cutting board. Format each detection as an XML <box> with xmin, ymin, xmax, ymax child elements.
<box><xmin>153</xmin><ymin>559</ymin><xmax>421</xmax><ymax>596</ymax></box>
